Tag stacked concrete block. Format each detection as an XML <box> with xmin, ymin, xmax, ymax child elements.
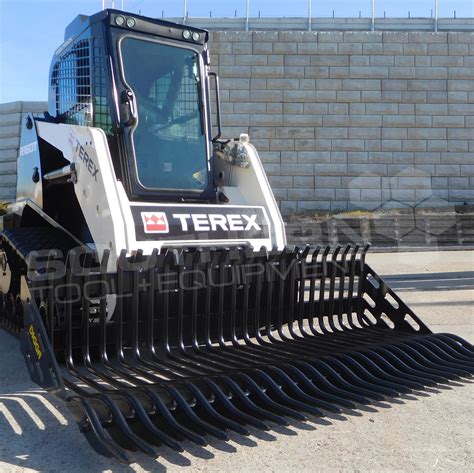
<box><xmin>0</xmin><ymin>101</ymin><xmax>47</xmax><ymax>202</ymax></box>
<box><xmin>1</xmin><ymin>28</ymin><xmax>472</xmax><ymax>214</ymax></box>
<box><xmin>209</xmin><ymin>30</ymin><xmax>474</xmax><ymax>213</ymax></box>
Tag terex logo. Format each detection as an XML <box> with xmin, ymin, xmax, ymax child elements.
<box><xmin>74</xmin><ymin>139</ymin><xmax>100</xmax><ymax>182</ymax></box>
<box><xmin>172</xmin><ymin>213</ymin><xmax>261</xmax><ymax>232</ymax></box>
<box><xmin>142</xmin><ymin>212</ymin><xmax>169</xmax><ymax>233</ymax></box>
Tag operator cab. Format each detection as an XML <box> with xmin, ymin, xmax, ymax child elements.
<box><xmin>48</xmin><ymin>9</ymin><xmax>216</xmax><ymax>203</ymax></box>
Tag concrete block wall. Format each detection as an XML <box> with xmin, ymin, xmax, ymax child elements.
<box><xmin>208</xmin><ymin>30</ymin><xmax>474</xmax><ymax>213</ymax></box>
<box><xmin>0</xmin><ymin>101</ymin><xmax>47</xmax><ymax>202</ymax></box>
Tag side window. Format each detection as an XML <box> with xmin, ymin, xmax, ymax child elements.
<box><xmin>50</xmin><ymin>38</ymin><xmax>112</xmax><ymax>135</ymax></box>
<box><xmin>51</xmin><ymin>40</ymin><xmax>92</xmax><ymax>126</ymax></box>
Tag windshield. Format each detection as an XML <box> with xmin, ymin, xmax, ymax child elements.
<box><xmin>120</xmin><ymin>37</ymin><xmax>208</xmax><ymax>191</ymax></box>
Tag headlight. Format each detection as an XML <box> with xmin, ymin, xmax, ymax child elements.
<box><xmin>182</xmin><ymin>30</ymin><xmax>191</xmax><ymax>40</ymax></box>
<box><xmin>126</xmin><ymin>17</ymin><xmax>136</xmax><ymax>28</ymax></box>
<box><xmin>115</xmin><ymin>15</ymin><xmax>125</xmax><ymax>26</ymax></box>
<box><xmin>192</xmin><ymin>32</ymin><xmax>200</xmax><ymax>42</ymax></box>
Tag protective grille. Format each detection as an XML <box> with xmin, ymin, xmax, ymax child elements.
<box><xmin>51</xmin><ymin>40</ymin><xmax>92</xmax><ymax>127</ymax></box>
<box><xmin>51</xmin><ymin>38</ymin><xmax>113</xmax><ymax>134</ymax></box>
<box><xmin>92</xmin><ymin>41</ymin><xmax>113</xmax><ymax>134</ymax></box>
<box><xmin>149</xmin><ymin>67</ymin><xmax>200</xmax><ymax>139</ymax></box>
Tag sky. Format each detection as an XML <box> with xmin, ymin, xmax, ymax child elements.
<box><xmin>0</xmin><ymin>0</ymin><xmax>473</xmax><ymax>103</ymax></box>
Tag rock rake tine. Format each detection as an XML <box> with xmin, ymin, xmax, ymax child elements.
<box><xmin>377</xmin><ymin>344</ymin><xmax>458</xmax><ymax>384</ymax></box>
<box><xmin>323</xmin><ymin>357</ymin><xmax>399</xmax><ymax>398</ymax></box>
<box><xmin>71</xmin><ymin>383</ymin><xmax>158</xmax><ymax>457</ymax></box>
<box><xmin>185</xmin><ymin>382</ymin><xmax>250</xmax><ymax>436</ymax></box>
<box><xmin>366</xmin><ymin>346</ymin><xmax>445</xmax><ymax>387</ymax></box>
<box><xmin>207</xmin><ymin>379</ymin><xmax>271</xmax><ymax>431</ymax></box>
<box><xmin>305</xmin><ymin>246</ymin><xmax>321</xmax><ymax>336</ymax></box>
<box><xmin>143</xmin><ymin>390</ymin><xmax>207</xmax><ymax>446</ymax></box>
<box><xmin>308</xmin><ymin>358</ymin><xmax>388</xmax><ymax>402</ymax></box>
<box><xmin>294</xmin><ymin>360</ymin><xmax>372</xmax><ymax>406</ymax></box>
<box><xmin>345</xmin><ymin>245</ymin><xmax>360</xmax><ymax>331</ymax></box>
<box><xmin>316</xmin><ymin>247</ymin><xmax>331</xmax><ymax>335</ymax></box>
<box><xmin>121</xmin><ymin>392</ymin><xmax>184</xmax><ymax>452</ymax></box>
<box><xmin>236</xmin><ymin>372</ymin><xmax>307</xmax><ymax>421</ymax></box>
<box><xmin>337</xmin><ymin>353</ymin><xmax>415</xmax><ymax>394</ymax></box>
<box><xmin>401</xmin><ymin>339</ymin><xmax>474</xmax><ymax>376</ymax></box>
<box><xmin>80</xmin><ymin>398</ymin><xmax>131</xmax><ymax>463</ymax></box>
<box><xmin>269</xmin><ymin>365</ymin><xmax>349</xmax><ymax>413</ymax></box>
<box><xmin>165</xmin><ymin>386</ymin><xmax>229</xmax><ymax>441</ymax></box>
<box><xmin>249</xmin><ymin>368</ymin><xmax>326</xmax><ymax>418</ymax></box>
<box><xmin>440</xmin><ymin>333</ymin><xmax>473</xmax><ymax>352</ymax></box>
<box><xmin>336</xmin><ymin>245</ymin><xmax>352</xmax><ymax>331</ymax></box>
<box><xmin>390</xmin><ymin>341</ymin><xmax>469</xmax><ymax>380</ymax></box>
<box><xmin>424</xmin><ymin>337</ymin><xmax>474</xmax><ymax>367</ymax></box>
<box><xmin>348</xmin><ymin>350</ymin><xmax>429</xmax><ymax>391</ymax></box>
<box><xmin>326</xmin><ymin>246</ymin><xmax>342</xmax><ymax>333</ymax></box>
<box><xmin>220</xmin><ymin>375</ymin><xmax>289</xmax><ymax>426</ymax></box>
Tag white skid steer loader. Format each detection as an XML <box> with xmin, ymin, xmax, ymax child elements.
<box><xmin>1</xmin><ymin>9</ymin><xmax>472</xmax><ymax>463</ymax></box>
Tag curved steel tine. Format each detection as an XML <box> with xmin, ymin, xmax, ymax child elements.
<box><xmin>310</xmin><ymin>358</ymin><xmax>387</xmax><ymax>401</ymax></box>
<box><xmin>202</xmin><ymin>378</ymin><xmax>270</xmax><ymax>431</ymax></box>
<box><xmin>338</xmin><ymin>352</ymin><xmax>418</xmax><ymax>393</ymax></box>
<box><xmin>96</xmin><ymin>394</ymin><xmax>158</xmax><ymax>457</ymax></box>
<box><xmin>144</xmin><ymin>390</ymin><xmax>207</xmax><ymax>446</ymax></box>
<box><xmin>295</xmin><ymin>360</ymin><xmax>371</xmax><ymax>405</ymax></box>
<box><xmin>268</xmin><ymin>365</ymin><xmax>343</xmax><ymax>413</ymax></box>
<box><xmin>402</xmin><ymin>339</ymin><xmax>474</xmax><ymax>375</ymax></box>
<box><xmin>406</xmin><ymin>338</ymin><xmax>474</xmax><ymax>373</ymax></box>
<box><xmin>317</xmin><ymin>247</ymin><xmax>332</xmax><ymax>334</ymax></box>
<box><xmin>438</xmin><ymin>333</ymin><xmax>474</xmax><ymax>352</ymax></box>
<box><xmin>220</xmin><ymin>376</ymin><xmax>289</xmax><ymax>426</ymax></box>
<box><xmin>326</xmin><ymin>246</ymin><xmax>342</xmax><ymax>333</ymax></box>
<box><xmin>425</xmin><ymin>337</ymin><xmax>474</xmax><ymax>366</ymax></box>
<box><xmin>371</xmin><ymin>346</ymin><xmax>445</xmax><ymax>386</ymax></box>
<box><xmin>296</xmin><ymin>248</ymin><xmax>309</xmax><ymax>336</ymax></box>
<box><xmin>345</xmin><ymin>245</ymin><xmax>360</xmax><ymax>330</ymax></box>
<box><xmin>325</xmin><ymin>357</ymin><xmax>398</xmax><ymax>397</ymax></box>
<box><xmin>283</xmin><ymin>248</ymin><xmax>301</xmax><ymax>340</ymax></box>
<box><xmin>185</xmin><ymin>382</ymin><xmax>250</xmax><ymax>436</ymax></box>
<box><xmin>392</xmin><ymin>339</ymin><xmax>473</xmax><ymax>379</ymax></box>
<box><xmin>306</xmin><ymin>246</ymin><xmax>322</xmax><ymax>336</ymax></box>
<box><xmin>435</xmin><ymin>336</ymin><xmax>474</xmax><ymax>361</ymax></box>
<box><xmin>390</xmin><ymin>341</ymin><xmax>468</xmax><ymax>380</ymax></box>
<box><xmin>357</xmin><ymin>348</ymin><xmax>432</xmax><ymax>390</ymax></box>
<box><xmin>354</xmin><ymin>246</ymin><xmax>370</xmax><ymax>328</ymax></box>
<box><xmin>165</xmin><ymin>386</ymin><xmax>229</xmax><ymax>441</ymax></box>
<box><xmin>123</xmin><ymin>392</ymin><xmax>183</xmax><ymax>451</ymax></box>
<box><xmin>236</xmin><ymin>372</ymin><xmax>307</xmax><ymax>421</ymax></box>
<box><xmin>280</xmin><ymin>364</ymin><xmax>357</xmax><ymax>410</ymax></box>
<box><xmin>252</xmin><ymin>368</ymin><xmax>325</xmax><ymax>417</ymax></box>
<box><xmin>336</xmin><ymin>245</ymin><xmax>351</xmax><ymax>331</ymax></box>
<box><xmin>379</xmin><ymin>344</ymin><xmax>459</xmax><ymax>383</ymax></box>
<box><xmin>146</xmin><ymin>249</ymin><xmax>159</xmax><ymax>358</ymax></box>
<box><xmin>216</xmin><ymin>248</ymin><xmax>231</xmax><ymax>348</ymax></box>
<box><xmin>80</xmin><ymin>398</ymin><xmax>131</xmax><ymax>463</ymax></box>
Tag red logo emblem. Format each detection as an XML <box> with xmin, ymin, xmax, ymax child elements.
<box><xmin>141</xmin><ymin>212</ymin><xmax>169</xmax><ymax>234</ymax></box>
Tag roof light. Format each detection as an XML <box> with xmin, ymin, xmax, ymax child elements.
<box><xmin>182</xmin><ymin>30</ymin><xmax>191</xmax><ymax>40</ymax></box>
<box><xmin>192</xmin><ymin>32</ymin><xmax>200</xmax><ymax>42</ymax></box>
<box><xmin>115</xmin><ymin>15</ymin><xmax>125</xmax><ymax>26</ymax></box>
<box><xmin>126</xmin><ymin>17</ymin><xmax>136</xmax><ymax>28</ymax></box>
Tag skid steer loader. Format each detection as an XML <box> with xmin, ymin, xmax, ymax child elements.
<box><xmin>1</xmin><ymin>9</ymin><xmax>472</xmax><ymax>463</ymax></box>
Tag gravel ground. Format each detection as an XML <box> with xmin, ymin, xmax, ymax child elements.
<box><xmin>0</xmin><ymin>250</ymin><xmax>473</xmax><ymax>473</ymax></box>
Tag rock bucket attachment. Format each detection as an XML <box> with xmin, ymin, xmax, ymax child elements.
<box><xmin>19</xmin><ymin>245</ymin><xmax>474</xmax><ymax>463</ymax></box>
